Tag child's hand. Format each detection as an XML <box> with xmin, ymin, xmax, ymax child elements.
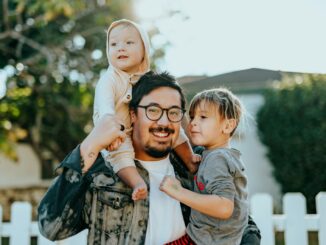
<box><xmin>132</xmin><ymin>182</ymin><xmax>148</xmax><ymax>201</ymax></box>
<box><xmin>160</xmin><ymin>175</ymin><xmax>183</xmax><ymax>199</ymax></box>
<box><xmin>192</xmin><ymin>153</ymin><xmax>201</xmax><ymax>164</ymax></box>
<box><xmin>107</xmin><ymin>137</ymin><xmax>123</xmax><ymax>151</ymax></box>
<box><xmin>186</xmin><ymin>153</ymin><xmax>201</xmax><ymax>174</ymax></box>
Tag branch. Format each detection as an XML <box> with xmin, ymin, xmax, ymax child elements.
<box><xmin>10</xmin><ymin>32</ymin><xmax>54</xmax><ymax>66</ymax></box>
<box><xmin>0</xmin><ymin>15</ymin><xmax>43</xmax><ymax>40</ymax></box>
<box><xmin>0</xmin><ymin>30</ymin><xmax>12</xmax><ymax>40</ymax></box>
<box><xmin>2</xmin><ymin>0</ymin><xmax>10</xmax><ymax>30</ymax></box>
<box><xmin>80</xmin><ymin>26</ymin><xmax>105</xmax><ymax>37</ymax></box>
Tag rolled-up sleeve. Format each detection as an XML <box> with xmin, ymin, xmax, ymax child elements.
<box><xmin>201</xmin><ymin>154</ymin><xmax>236</xmax><ymax>201</ymax></box>
<box><xmin>37</xmin><ymin>145</ymin><xmax>92</xmax><ymax>241</ymax></box>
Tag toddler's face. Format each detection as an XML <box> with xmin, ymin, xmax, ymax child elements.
<box><xmin>188</xmin><ymin>101</ymin><xmax>229</xmax><ymax>149</ymax></box>
<box><xmin>108</xmin><ymin>24</ymin><xmax>145</xmax><ymax>74</ymax></box>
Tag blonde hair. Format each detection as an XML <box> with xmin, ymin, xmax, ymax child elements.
<box><xmin>189</xmin><ymin>88</ymin><xmax>243</xmax><ymax>136</ymax></box>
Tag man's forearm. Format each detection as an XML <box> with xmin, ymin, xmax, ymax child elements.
<box><xmin>80</xmin><ymin>139</ymin><xmax>99</xmax><ymax>174</ymax></box>
<box><xmin>79</xmin><ymin>114</ymin><xmax>126</xmax><ymax>173</ymax></box>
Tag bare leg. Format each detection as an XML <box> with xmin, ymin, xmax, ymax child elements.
<box><xmin>117</xmin><ymin>167</ymin><xmax>148</xmax><ymax>200</ymax></box>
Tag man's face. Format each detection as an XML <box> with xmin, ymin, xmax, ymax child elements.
<box><xmin>131</xmin><ymin>87</ymin><xmax>182</xmax><ymax>161</ymax></box>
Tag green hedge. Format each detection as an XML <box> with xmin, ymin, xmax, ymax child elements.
<box><xmin>257</xmin><ymin>75</ymin><xmax>326</xmax><ymax>212</ymax></box>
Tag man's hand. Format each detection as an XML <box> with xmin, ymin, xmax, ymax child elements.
<box><xmin>159</xmin><ymin>175</ymin><xmax>183</xmax><ymax>200</ymax></box>
<box><xmin>80</xmin><ymin>115</ymin><xmax>126</xmax><ymax>173</ymax></box>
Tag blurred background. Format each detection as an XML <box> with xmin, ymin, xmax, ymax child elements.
<box><xmin>0</xmin><ymin>0</ymin><xmax>325</xmax><ymax>243</ymax></box>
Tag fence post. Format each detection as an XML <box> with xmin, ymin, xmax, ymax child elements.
<box><xmin>38</xmin><ymin>234</ymin><xmax>55</xmax><ymax>245</ymax></box>
<box><xmin>11</xmin><ymin>202</ymin><xmax>32</xmax><ymax>245</ymax></box>
<box><xmin>284</xmin><ymin>193</ymin><xmax>308</xmax><ymax>245</ymax></box>
<box><xmin>251</xmin><ymin>193</ymin><xmax>274</xmax><ymax>245</ymax></box>
<box><xmin>317</xmin><ymin>192</ymin><xmax>326</xmax><ymax>245</ymax></box>
<box><xmin>0</xmin><ymin>205</ymin><xmax>2</xmax><ymax>245</ymax></box>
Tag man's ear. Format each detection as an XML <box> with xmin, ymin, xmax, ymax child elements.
<box><xmin>130</xmin><ymin>110</ymin><xmax>136</xmax><ymax>123</ymax></box>
<box><xmin>223</xmin><ymin>119</ymin><xmax>237</xmax><ymax>134</ymax></box>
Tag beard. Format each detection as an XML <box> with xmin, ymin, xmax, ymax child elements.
<box><xmin>145</xmin><ymin>126</ymin><xmax>175</xmax><ymax>158</ymax></box>
<box><xmin>144</xmin><ymin>145</ymin><xmax>173</xmax><ymax>158</ymax></box>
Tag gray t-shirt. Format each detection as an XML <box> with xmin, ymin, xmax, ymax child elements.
<box><xmin>187</xmin><ymin>148</ymin><xmax>248</xmax><ymax>245</ymax></box>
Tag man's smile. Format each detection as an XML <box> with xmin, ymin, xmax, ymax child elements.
<box><xmin>149</xmin><ymin>127</ymin><xmax>175</xmax><ymax>139</ymax></box>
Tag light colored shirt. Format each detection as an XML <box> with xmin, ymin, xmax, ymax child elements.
<box><xmin>139</xmin><ymin>156</ymin><xmax>186</xmax><ymax>245</ymax></box>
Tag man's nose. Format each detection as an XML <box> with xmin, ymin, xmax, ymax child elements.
<box><xmin>157</xmin><ymin>111</ymin><xmax>170</xmax><ymax>125</ymax></box>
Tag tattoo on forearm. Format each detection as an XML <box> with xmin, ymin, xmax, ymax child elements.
<box><xmin>81</xmin><ymin>152</ymin><xmax>95</xmax><ymax>174</ymax></box>
<box><xmin>88</xmin><ymin>152</ymin><xmax>95</xmax><ymax>158</ymax></box>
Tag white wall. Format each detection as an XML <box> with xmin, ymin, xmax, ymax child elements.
<box><xmin>0</xmin><ymin>143</ymin><xmax>41</xmax><ymax>188</ymax></box>
<box><xmin>231</xmin><ymin>94</ymin><xmax>282</xmax><ymax>207</ymax></box>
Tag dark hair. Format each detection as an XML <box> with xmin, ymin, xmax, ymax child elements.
<box><xmin>129</xmin><ymin>71</ymin><xmax>186</xmax><ymax>111</ymax></box>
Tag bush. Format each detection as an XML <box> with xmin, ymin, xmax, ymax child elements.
<box><xmin>257</xmin><ymin>75</ymin><xmax>326</xmax><ymax>212</ymax></box>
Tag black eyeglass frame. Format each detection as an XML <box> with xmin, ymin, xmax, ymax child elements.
<box><xmin>137</xmin><ymin>104</ymin><xmax>186</xmax><ymax>123</ymax></box>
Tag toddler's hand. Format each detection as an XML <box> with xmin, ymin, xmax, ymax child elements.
<box><xmin>160</xmin><ymin>175</ymin><xmax>182</xmax><ymax>199</ymax></box>
<box><xmin>107</xmin><ymin>137</ymin><xmax>123</xmax><ymax>151</ymax></box>
<box><xmin>132</xmin><ymin>182</ymin><xmax>148</xmax><ymax>201</ymax></box>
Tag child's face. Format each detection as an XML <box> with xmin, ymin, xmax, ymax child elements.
<box><xmin>108</xmin><ymin>24</ymin><xmax>145</xmax><ymax>74</ymax></box>
<box><xmin>188</xmin><ymin>101</ymin><xmax>229</xmax><ymax>149</ymax></box>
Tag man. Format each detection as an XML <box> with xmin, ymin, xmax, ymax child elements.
<box><xmin>38</xmin><ymin>71</ymin><xmax>260</xmax><ymax>244</ymax></box>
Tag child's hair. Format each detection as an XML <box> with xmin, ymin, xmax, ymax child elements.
<box><xmin>189</xmin><ymin>88</ymin><xmax>243</xmax><ymax>136</ymax></box>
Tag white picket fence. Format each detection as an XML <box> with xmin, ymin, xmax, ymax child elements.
<box><xmin>0</xmin><ymin>192</ymin><xmax>325</xmax><ymax>245</ymax></box>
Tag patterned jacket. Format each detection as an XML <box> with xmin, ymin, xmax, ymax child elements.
<box><xmin>37</xmin><ymin>145</ymin><xmax>260</xmax><ymax>244</ymax></box>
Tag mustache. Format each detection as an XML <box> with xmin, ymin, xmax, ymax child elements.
<box><xmin>149</xmin><ymin>126</ymin><xmax>175</xmax><ymax>134</ymax></box>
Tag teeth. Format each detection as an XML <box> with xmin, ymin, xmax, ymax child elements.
<box><xmin>153</xmin><ymin>132</ymin><xmax>169</xmax><ymax>137</ymax></box>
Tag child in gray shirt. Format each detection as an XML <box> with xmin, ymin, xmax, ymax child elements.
<box><xmin>160</xmin><ymin>88</ymin><xmax>248</xmax><ymax>245</ymax></box>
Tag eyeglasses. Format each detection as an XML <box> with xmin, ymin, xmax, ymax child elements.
<box><xmin>137</xmin><ymin>104</ymin><xmax>186</xmax><ymax>122</ymax></box>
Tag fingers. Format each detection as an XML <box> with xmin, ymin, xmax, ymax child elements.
<box><xmin>159</xmin><ymin>176</ymin><xmax>167</xmax><ymax>190</ymax></box>
<box><xmin>192</xmin><ymin>154</ymin><xmax>202</xmax><ymax>164</ymax></box>
<box><xmin>160</xmin><ymin>175</ymin><xmax>173</xmax><ymax>188</ymax></box>
<box><xmin>132</xmin><ymin>184</ymin><xmax>148</xmax><ymax>201</ymax></box>
<box><xmin>107</xmin><ymin>137</ymin><xmax>124</xmax><ymax>151</ymax></box>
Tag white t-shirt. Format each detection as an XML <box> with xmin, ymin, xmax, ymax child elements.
<box><xmin>138</xmin><ymin>156</ymin><xmax>186</xmax><ymax>245</ymax></box>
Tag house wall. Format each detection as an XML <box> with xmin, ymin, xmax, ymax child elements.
<box><xmin>231</xmin><ymin>94</ymin><xmax>282</xmax><ymax>207</ymax></box>
<box><xmin>0</xmin><ymin>143</ymin><xmax>42</xmax><ymax>188</ymax></box>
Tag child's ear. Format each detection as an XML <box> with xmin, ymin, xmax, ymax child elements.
<box><xmin>223</xmin><ymin>119</ymin><xmax>237</xmax><ymax>134</ymax></box>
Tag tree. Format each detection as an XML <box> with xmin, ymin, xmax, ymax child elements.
<box><xmin>0</xmin><ymin>0</ymin><xmax>136</xmax><ymax>177</ymax></box>
<box><xmin>257</xmin><ymin>74</ymin><xmax>326</xmax><ymax>212</ymax></box>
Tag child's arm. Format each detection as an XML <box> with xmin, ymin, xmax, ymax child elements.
<box><xmin>93</xmin><ymin>70</ymin><xmax>125</xmax><ymax>151</ymax></box>
<box><xmin>160</xmin><ymin>176</ymin><xmax>234</xmax><ymax>219</ymax></box>
<box><xmin>93</xmin><ymin>70</ymin><xmax>116</xmax><ymax>124</ymax></box>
